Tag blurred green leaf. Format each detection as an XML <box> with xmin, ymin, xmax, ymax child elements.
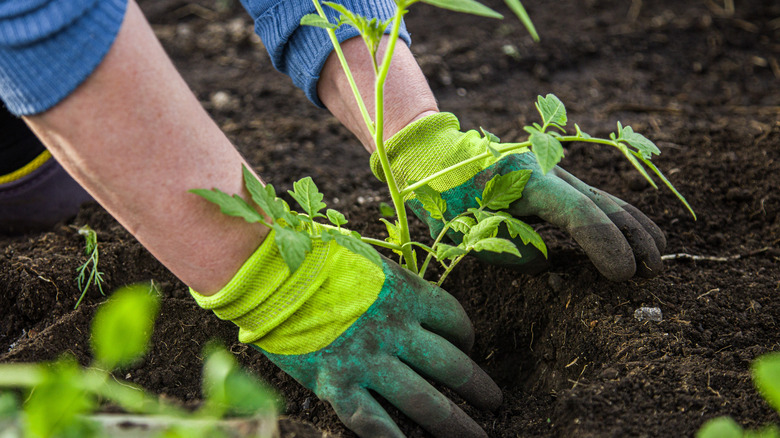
<box><xmin>754</xmin><ymin>353</ymin><xmax>780</xmax><ymax>414</ymax></box>
<box><xmin>202</xmin><ymin>345</ymin><xmax>276</xmax><ymax>418</ymax></box>
<box><xmin>92</xmin><ymin>285</ymin><xmax>160</xmax><ymax>369</ymax></box>
<box><xmin>503</xmin><ymin>0</ymin><xmax>539</xmax><ymax>41</ymax></box>
<box><xmin>420</xmin><ymin>0</ymin><xmax>503</xmax><ymax>19</ymax></box>
<box><xmin>24</xmin><ymin>359</ymin><xmax>97</xmax><ymax>438</ymax></box>
<box><xmin>697</xmin><ymin>417</ymin><xmax>743</xmax><ymax>438</ymax></box>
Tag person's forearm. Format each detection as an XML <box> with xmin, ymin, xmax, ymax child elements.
<box><xmin>23</xmin><ymin>0</ymin><xmax>267</xmax><ymax>295</ymax></box>
<box><xmin>317</xmin><ymin>36</ymin><xmax>439</xmax><ymax>152</ymax></box>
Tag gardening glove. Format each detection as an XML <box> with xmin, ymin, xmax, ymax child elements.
<box><xmin>371</xmin><ymin>112</ymin><xmax>667</xmax><ymax>281</ymax></box>
<box><xmin>191</xmin><ymin>228</ymin><xmax>501</xmax><ymax>438</ymax></box>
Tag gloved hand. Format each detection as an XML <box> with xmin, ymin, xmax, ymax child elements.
<box><xmin>371</xmin><ymin>112</ymin><xmax>667</xmax><ymax>281</ymax></box>
<box><xmin>191</xmin><ymin>228</ymin><xmax>501</xmax><ymax>438</ymax></box>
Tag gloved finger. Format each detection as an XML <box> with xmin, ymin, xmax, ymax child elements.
<box><xmin>605</xmin><ymin>194</ymin><xmax>667</xmax><ymax>254</ymax></box>
<box><xmin>550</xmin><ymin>167</ymin><xmax>666</xmax><ymax>253</ymax></box>
<box><xmin>318</xmin><ymin>384</ymin><xmax>405</xmax><ymax>438</ymax></box>
<box><xmin>413</xmin><ymin>279</ymin><xmax>475</xmax><ymax>353</ymax></box>
<box><xmin>507</xmin><ymin>171</ymin><xmax>637</xmax><ymax>281</ymax></box>
<box><xmin>399</xmin><ymin>327</ymin><xmax>502</xmax><ymax>411</ymax></box>
<box><xmin>369</xmin><ymin>357</ymin><xmax>489</xmax><ymax>438</ymax></box>
<box><xmin>550</xmin><ymin>167</ymin><xmax>663</xmax><ymax>277</ymax></box>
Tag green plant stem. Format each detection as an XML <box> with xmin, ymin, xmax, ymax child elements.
<box><xmin>401</xmin><ymin>142</ymin><xmax>531</xmax><ymax>197</ymax></box>
<box><xmin>311</xmin><ymin>0</ymin><xmax>375</xmax><ymax>136</ymax></box>
<box><xmin>372</xmin><ymin>5</ymin><xmax>418</xmax><ymax>274</ymax></box>
<box><xmin>360</xmin><ymin>236</ymin><xmax>402</xmax><ymax>252</ymax></box>
<box><xmin>436</xmin><ymin>254</ymin><xmax>468</xmax><ymax>287</ymax></box>
<box><xmin>418</xmin><ymin>219</ymin><xmax>459</xmax><ymax>278</ymax></box>
<box><xmin>82</xmin><ymin>369</ymin><xmax>185</xmax><ymax>417</ymax></box>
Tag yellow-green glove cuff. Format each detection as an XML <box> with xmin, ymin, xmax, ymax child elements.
<box><xmin>369</xmin><ymin>112</ymin><xmax>496</xmax><ymax>198</ymax></box>
<box><xmin>191</xmin><ymin>228</ymin><xmax>385</xmax><ymax>355</ymax></box>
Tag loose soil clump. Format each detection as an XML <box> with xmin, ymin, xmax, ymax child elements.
<box><xmin>2</xmin><ymin>0</ymin><xmax>779</xmax><ymax>436</ymax></box>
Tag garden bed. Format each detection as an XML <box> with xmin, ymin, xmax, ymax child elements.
<box><xmin>1</xmin><ymin>0</ymin><xmax>779</xmax><ymax>436</ymax></box>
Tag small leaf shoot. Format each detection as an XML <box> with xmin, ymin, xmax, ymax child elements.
<box><xmin>288</xmin><ymin>177</ymin><xmax>327</xmax><ymax>219</ymax></box>
<box><xmin>300</xmin><ymin>13</ymin><xmax>338</xmax><ymax>29</ymax></box>
<box><xmin>535</xmin><ymin>94</ymin><xmax>567</xmax><ymax>129</ymax></box>
<box><xmin>74</xmin><ymin>225</ymin><xmax>106</xmax><ymax>309</ymax></box>
<box><xmin>326</xmin><ymin>209</ymin><xmax>348</xmax><ymax>227</ymax></box>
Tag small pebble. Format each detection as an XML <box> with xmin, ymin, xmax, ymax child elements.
<box><xmin>634</xmin><ymin>306</ymin><xmax>663</xmax><ymax>322</ymax></box>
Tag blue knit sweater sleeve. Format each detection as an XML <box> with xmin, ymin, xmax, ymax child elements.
<box><xmin>240</xmin><ymin>0</ymin><xmax>411</xmax><ymax>107</ymax></box>
<box><xmin>0</xmin><ymin>0</ymin><xmax>128</xmax><ymax>116</ymax></box>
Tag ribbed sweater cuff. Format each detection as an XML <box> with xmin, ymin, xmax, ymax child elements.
<box><xmin>251</xmin><ymin>0</ymin><xmax>411</xmax><ymax>107</ymax></box>
<box><xmin>0</xmin><ymin>0</ymin><xmax>127</xmax><ymax>116</ymax></box>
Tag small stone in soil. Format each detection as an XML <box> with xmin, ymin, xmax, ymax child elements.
<box><xmin>634</xmin><ymin>306</ymin><xmax>663</xmax><ymax>322</ymax></box>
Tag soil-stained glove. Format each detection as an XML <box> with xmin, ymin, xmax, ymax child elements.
<box><xmin>191</xmin><ymin>228</ymin><xmax>501</xmax><ymax>438</ymax></box>
<box><xmin>371</xmin><ymin>112</ymin><xmax>667</xmax><ymax>281</ymax></box>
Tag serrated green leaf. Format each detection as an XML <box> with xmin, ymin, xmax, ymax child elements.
<box><xmin>479</xmin><ymin>169</ymin><xmax>532</xmax><ymax>210</ymax></box>
<box><xmin>420</xmin><ymin>0</ymin><xmax>503</xmax><ymax>19</ymax></box>
<box><xmin>242</xmin><ymin>166</ymin><xmax>286</xmax><ymax>220</ymax></box>
<box><xmin>504</xmin><ymin>217</ymin><xmax>548</xmax><ymax>257</ymax></box>
<box><xmin>753</xmin><ymin>353</ymin><xmax>780</xmax><ymax>413</ymax></box>
<box><xmin>436</xmin><ymin>243</ymin><xmax>469</xmax><ymax>260</ymax></box>
<box><xmin>414</xmin><ymin>185</ymin><xmax>447</xmax><ymax>220</ymax></box>
<box><xmin>530</xmin><ymin>132</ymin><xmax>565</xmax><ymax>174</ymax></box>
<box><xmin>379</xmin><ymin>202</ymin><xmax>396</xmax><ymax>217</ymax></box>
<box><xmin>620</xmin><ymin>126</ymin><xmax>661</xmax><ymax>159</ymax></box>
<box><xmin>467</xmin><ymin>207</ymin><xmax>493</xmax><ymax>222</ymax></box>
<box><xmin>326</xmin><ymin>209</ymin><xmax>348</xmax><ymax>227</ymax></box>
<box><xmin>288</xmin><ymin>177</ymin><xmax>327</xmax><ymax>219</ymax></box>
<box><xmin>449</xmin><ymin>216</ymin><xmax>476</xmax><ymax>234</ymax></box>
<box><xmin>472</xmin><ymin>237</ymin><xmax>522</xmax><ymax>257</ymax></box>
<box><xmin>300</xmin><ymin>13</ymin><xmax>338</xmax><ymax>29</ymax></box>
<box><xmin>503</xmin><ymin>0</ymin><xmax>539</xmax><ymax>41</ymax></box>
<box><xmin>323</xmin><ymin>229</ymin><xmax>382</xmax><ymax>268</ymax></box>
<box><xmin>92</xmin><ymin>284</ymin><xmax>160</xmax><ymax>369</ymax></box>
<box><xmin>696</xmin><ymin>417</ymin><xmax>743</xmax><ymax>438</ymax></box>
<box><xmin>463</xmin><ymin>216</ymin><xmax>504</xmax><ymax>246</ymax></box>
<box><xmin>190</xmin><ymin>188</ymin><xmax>264</xmax><ymax>224</ymax></box>
<box><xmin>535</xmin><ymin>94</ymin><xmax>567</xmax><ymax>128</ymax></box>
<box><xmin>272</xmin><ymin>224</ymin><xmax>312</xmax><ymax>273</ymax></box>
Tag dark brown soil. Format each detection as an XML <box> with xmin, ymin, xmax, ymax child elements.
<box><xmin>2</xmin><ymin>0</ymin><xmax>779</xmax><ymax>436</ymax></box>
